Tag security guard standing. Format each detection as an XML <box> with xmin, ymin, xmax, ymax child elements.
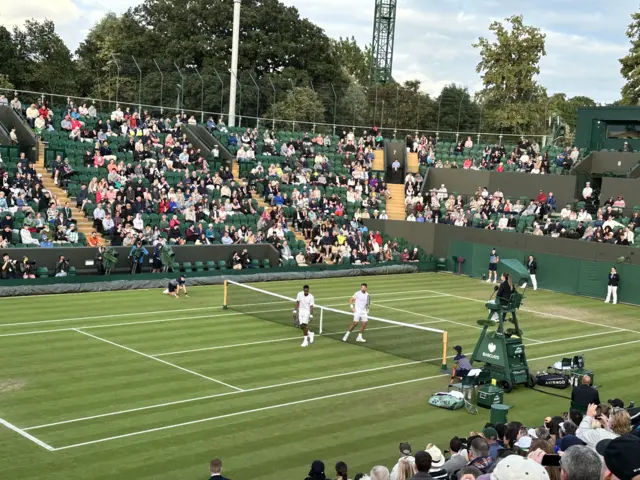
<box><xmin>604</xmin><ymin>267</ymin><xmax>620</xmax><ymax>304</ymax></box>
<box><xmin>527</xmin><ymin>255</ymin><xmax>538</xmax><ymax>291</ymax></box>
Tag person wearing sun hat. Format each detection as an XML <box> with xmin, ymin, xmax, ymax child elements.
<box><xmin>490</xmin><ymin>455</ymin><xmax>549</xmax><ymax>480</ymax></box>
<box><xmin>597</xmin><ymin>435</ymin><xmax>640</xmax><ymax>480</ymax></box>
<box><xmin>425</xmin><ymin>444</ymin><xmax>447</xmax><ymax>479</ymax></box>
<box><xmin>390</xmin><ymin>442</ymin><xmax>415</xmax><ymax>480</ymax></box>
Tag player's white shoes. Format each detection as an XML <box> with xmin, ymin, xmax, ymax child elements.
<box><xmin>486</xmin><ymin>278</ymin><xmax>491</xmax><ymax>283</ymax></box>
<box><xmin>162</xmin><ymin>289</ymin><xmax>169</xmax><ymax>294</ymax></box>
<box><xmin>356</xmin><ymin>334</ymin><xmax>366</xmax><ymax>343</ymax></box>
<box><xmin>301</xmin><ymin>338</ymin><xmax>309</xmax><ymax>347</ymax></box>
<box><xmin>342</xmin><ymin>333</ymin><xmax>349</xmax><ymax>342</ymax></box>
<box><xmin>308</xmin><ymin>332</ymin><xmax>315</xmax><ymax>344</ymax></box>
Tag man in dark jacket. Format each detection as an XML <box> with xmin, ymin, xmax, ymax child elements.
<box><xmin>208</xmin><ymin>458</ymin><xmax>230</xmax><ymax>480</ymax></box>
<box><xmin>409</xmin><ymin>451</ymin><xmax>435</xmax><ymax>479</ymax></box>
<box><xmin>571</xmin><ymin>375</ymin><xmax>599</xmax><ymax>410</ymax></box>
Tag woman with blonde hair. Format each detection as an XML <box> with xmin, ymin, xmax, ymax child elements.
<box><xmin>369</xmin><ymin>466</ymin><xmax>389</xmax><ymax>480</ymax></box>
<box><xmin>394</xmin><ymin>458</ymin><xmax>416</xmax><ymax>480</ymax></box>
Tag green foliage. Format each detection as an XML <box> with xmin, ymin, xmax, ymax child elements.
<box><xmin>620</xmin><ymin>11</ymin><xmax>640</xmax><ymax>105</ymax></box>
<box><xmin>266</xmin><ymin>87</ymin><xmax>325</xmax><ymax>130</ymax></box>
<box><xmin>473</xmin><ymin>15</ymin><xmax>547</xmax><ymax>134</ymax></box>
<box><xmin>11</xmin><ymin>19</ymin><xmax>77</xmax><ymax>95</ymax></box>
<box><xmin>331</xmin><ymin>37</ymin><xmax>371</xmax><ymax>85</ymax></box>
<box><xmin>435</xmin><ymin>84</ymin><xmax>481</xmax><ymax>137</ymax></box>
<box><xmin>0</xmin><ymin>74</ymin><xmax>14</xmax><ymax>90</ymax></box>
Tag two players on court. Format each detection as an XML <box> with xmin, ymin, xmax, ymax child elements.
<box><xmin>294</xmin><ymin>283</ymin><xmax>370</xmax><ymax>347</ymax></box>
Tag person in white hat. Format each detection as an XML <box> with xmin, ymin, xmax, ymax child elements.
<box><xmin>490</xmin><ymin>455</ymin><xmax>549</xmax><ymax>480</ymax></box>
<box><xmin>425</xmin><ymin>444</ymin><xmax>447</xmax><ymax>479</ymax></box>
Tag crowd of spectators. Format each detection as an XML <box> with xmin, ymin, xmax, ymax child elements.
<box><xmin>403</xmin><ymin>181</ymin><xmax>638</xmax><ymax>246</ymax></box>
<box><xmin>291</xmin><ymin>395</ymin><xmax>639</xmax><ymax>480</ymax></box>
<box><xmin>407</xmin><ymin>135</ymin><xmax>582</xmax><ymax>174</ymax></box>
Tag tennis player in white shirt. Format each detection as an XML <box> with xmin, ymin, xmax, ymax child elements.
<box><xmin>295</xmin><ymin>285</ymin><xmax>315</xmax><ymax>347</ymax></box>
<box><xmin>343</xmin><ymin>283</ymin><xmax>370</xmax><ymax>343</ymax></box>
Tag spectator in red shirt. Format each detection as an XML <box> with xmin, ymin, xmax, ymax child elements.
<box><xmin>535</xmin><ymin>190</ymin><xmax>547</xmax><ymax>204</ymax></box>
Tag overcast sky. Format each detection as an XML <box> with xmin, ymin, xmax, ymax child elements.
<box><xmin>1</xmin><ymin>0</ymin><xmax>637</xmax><ymax>103</ymax></box>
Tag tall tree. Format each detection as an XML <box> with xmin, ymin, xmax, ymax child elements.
<box><xmin>435</xmin><ymin>84</ymin><xmax>481</xmax><ymax>137</ymax></box>
<box><xmin>12</xmin><ymin>19</ymin><xmax>77</xmax><ymax>95</ymax></box>
<box><xmin>620</xmin><ymin>10</ymin><xmax>640</xmax><ymax>105</ymax></box>
<box><xmin>331</xmin><ymin>37</ymin><xmax>371</xmax><ymax>86</ymax></box>
<box><xmin>473</xmin><ymin>15</ymin><xmax>547</xmax><ymax>134</ymax></box>
<box><xmin>266</xmin><ymin>87</ymin><xmax>325</xmax><ymax>132</ymax></box>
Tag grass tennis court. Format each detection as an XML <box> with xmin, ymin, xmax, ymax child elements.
<box><xmin>1</xmin><ymin>272</ymin><xmax>639</xmax><ymax>480</ymax></box>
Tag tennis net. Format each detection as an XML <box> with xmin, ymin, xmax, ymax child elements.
<box><xmin>223</xmin><ymin>280</ymin><xmax>449</xmax><ymax>368</ymax></box>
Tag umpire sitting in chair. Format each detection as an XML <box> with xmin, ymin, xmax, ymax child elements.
<box><xmin>487</xmin><ymin>273</ymin><xmax>514</xmax><ymax>322</ymax></box>
<box><xmin>450</xmin><ymin>345</ymin><xmax>473</xmax><ymax>384</ymax></box>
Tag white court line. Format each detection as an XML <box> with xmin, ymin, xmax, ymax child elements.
<box><xmin>0</xmin><ymin>289</ymin><xmax>444</xmax><ymax>329</ymax></box>
<box><xmin>23</xmin><ymin>358</ymin><xmax>441</xmax><ymax>431</ymax></box>
<box><xmin>73</xmin><ymin>329</ymin><xmax>244</xmax><ymax>392</ymax></box>
<box><xmin>43</xmin><ymin>337</ymin><xmax>640</xmax><ymax>450</ymax></box>
<box><xmin>421</xmin><ymin>288</ymin><xmax>640</xmax><ymax>335</ymax></box>
<box><xmin>151</xmin><ymin>319</ymin><xmax>447</xmax><ymax>357</ymax></box>
<box><xmin>0</xmin><ymin>417</ymin><xmax>55</xmax><ymax>451</ymax></box>
<box><xmin>525</xmin><ymin>329</ymin><xmax>625</xmax><ymax>346</ymax></box>
<box><xmin>49</xmin><ymin>372</ymin><xmax>450</xmax><ymax>451</ymax></box>
<box><xmin>525</xmin><ymin>338</ymin><xmax>640</xmax><ymax>363</ymax></box>
<box><xmin>373</xmin><ymin>302</ymin><xmax>544</xmax><ymax>344</ymax></box>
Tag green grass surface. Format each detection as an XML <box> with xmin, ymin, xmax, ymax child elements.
<box><xmin>1</xmin><ymin>273</ymin><xmax>639</xmax><ymax>480</ymax></box>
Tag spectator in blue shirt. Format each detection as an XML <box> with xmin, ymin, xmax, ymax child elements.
<box><xmin>546</xmin><ymin>192</ymin><xmax>557</xmax><ymax>213</ymax></box>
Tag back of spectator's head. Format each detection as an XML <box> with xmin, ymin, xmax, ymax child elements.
<box><xmin>482</xmin><ymin>426</ymin><xmax>499</xmax><ymax>441</ymax></box>
<box><xmin>399</xmin><ymin>442</ymin><xmax>412</xmax><ymax>456</ymax></box>
<box><xmin>335</xmin><ymin>461</ymin><xmax>348</xmax><ymax>480</ymax></box>
<box><xmin>560</xmin><ymin>421</ymin><xmax>577</xmax><ymax>437</ymax></box>
<box><xmin>369</xmin><ymin>465</ymin><xmax>389</xmax><ymax>480</ymax></box>
<box><xmin>449</xmin><ymin>436</ymin><xmax>465</xmax><ymax>453</ymax></box>
<box><xmin>470</xmin><ymin>437</ymin><xmax>490</xmax><ymax>459</ymax></box>
<box><xmin>458</xmin><ymin>465</ymin><xmax>483</xmax><ymax>480</ymax></box>
<box><xmin>569</xmin><ymin>410</ymin><xmax>583</xmax><ymax>426</ymax></box>
<box><xmin>610</xmin><ymin>409</ymin><xmax>632</xmax><ymax>436</ymax></box>
<box><xmin>547</xmin><ymin>416</ymin><xmax>564</xmax><ymax>437</ymax></box>
<box><xmin>560</xmin><ymin>445</ymin><xmax>602</xmax><ymax>480</ymax></box>
<box><xmin>414</xmin><ymin>451</ymin><xmax>432</xmax><ymax>472</ymax></box>
<box><xmin>559</xmin><ymin>435</ymin><xmax>586</xmax><ymax>452</ymax></box>
<box><xmin>209</xmin><ymin>458</ymin><xmax>222</xmax><ymax>474</ymax></box>
<box><xmin>490</xmin><ymin>454</ymin><xmax>549</xmax><ymax>480</ymax></box>
<box><xmin>308</xmin><ymin>460</ymin><xmax>325</xmax><ymax>479</ymax></box>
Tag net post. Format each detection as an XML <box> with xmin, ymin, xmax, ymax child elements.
<box><xmin>223</xmin><ymin>279</ymin><xmax>228</xmax><ymax>310</ymax></box>
<box><xmin>319</xmin><ymin>308</ymin><xmax>323</xmax><ymax>334</ymax></box>
<box><xmin>441</xmin><ymin>331</ymin><xmax>448</xmax><ymax>371</ymax></box>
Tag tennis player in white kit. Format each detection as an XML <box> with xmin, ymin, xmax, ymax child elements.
<box><xmin>343</xmin><ymin>283</ymin><xmax>370</xmax><ymax>343</ymax></box>
<box><xmin>295</xmin><ymin>285</ymin><xmax>315</xmax><ymax>347</ymax></box>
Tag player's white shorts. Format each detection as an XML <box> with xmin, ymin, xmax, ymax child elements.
<box><xmin>298</xmin><ymin>311</ymin><xmax>311</xmax><ymax>325</ymax></box>
<box><xmin>353</xmin><ymin>309</ymin><xmax>368</xmax><ymax>323</ymax></box>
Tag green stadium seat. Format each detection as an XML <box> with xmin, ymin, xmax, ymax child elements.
<box><xmin>218</xmin><ymin>260</ymin><xmax>227</xmax><ymax>270</ymax></box>
<box><xmin>36</xmin><ymin>267</ymin><xmax>49</xmax><ymax>278</ymax></box>
<box><xmin>68</xmin><ymin>266</ymin><xmax>76</xmax><ymax>276</ymax></box>
<box><xmin>205</xmin><ymin>261</ymin><xmax>216</xmax><ymax>271</ymax></box>
<box><xmin>194</xmin><ymin>261</ymin><xmax>204</xmax><ymax>272</ymax></box>
<box><xmin>262</xmin><ymin>259</ymin><xmax>271</xmax><ymax>268</ymax></box>
<box><xmin>182</xmin><ymin>262</ymin><xmax>193</xmax><ymax>272</ymax></box>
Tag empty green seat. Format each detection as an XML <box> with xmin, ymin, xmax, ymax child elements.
<box><xmin>37</xmin><ymin>267</ymin><xmax>49</xmax><ymax>278</ymax></box>
<box><xmin>182</xmin><ymin>262</ymin><xmax>193</xmax><ymax>272</ymax></box>
<box><xmin>262</xmin><ymin>259</ymin><xmax>271</xmax><ymax>268</ymax></box>
<box><xmin>194</xmin><ymin>261</ymin><xmax>204</xmax><ymax>272</ymax></box>
<box><xmin>218</xmin><ymin>260</ymin><xmax>227</xmax><ymax>270</ymax></box>
<box><xmin>205</xmin><ymin>261</ymin><xmax>216</xmax><ymax>271</ymax></box>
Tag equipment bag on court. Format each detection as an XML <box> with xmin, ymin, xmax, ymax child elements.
<box><xmin>428</xmin><ymin>391</ymin><xmax>465</xmax><ymax>410</ymax></box>
<box><xmin>536</xmin><ymin>373</ymin><xmax>570</xmax><ymax>389</ymax></box>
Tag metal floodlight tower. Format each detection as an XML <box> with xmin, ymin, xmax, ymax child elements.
<box><xmin>228</xmin><ymin>0</ymin><xmax>242</xmax><ymax>127</ymax></box>
<box><xmin>371</xmin><ymin>0</ymin><xmax>397</xmax><ymax>84</ymax></box>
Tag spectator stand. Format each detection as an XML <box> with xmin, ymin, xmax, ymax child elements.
<box><xmin>407</xmin><ymin>136</ymin><xmax>587</xmax><ymax>177</ymax></box>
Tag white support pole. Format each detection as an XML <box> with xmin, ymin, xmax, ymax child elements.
<box><xmin>228</xmin><ymin>0</ymin><xmax>242</xmax><ymax>127</ymax></box>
